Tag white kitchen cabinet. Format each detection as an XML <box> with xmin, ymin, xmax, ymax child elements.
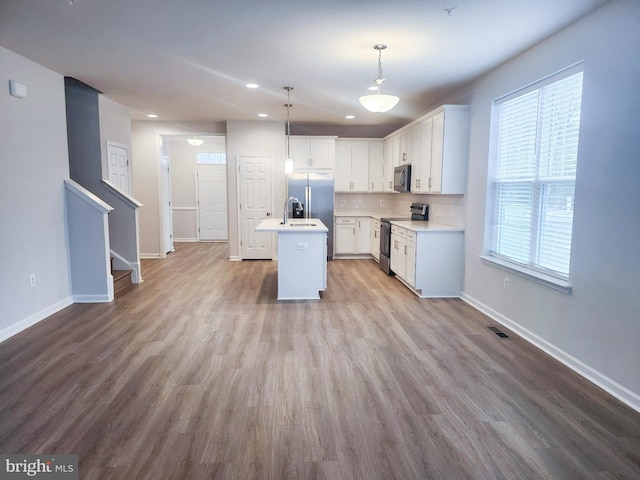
<box><xmin>419</xmin><ymin>106</ymin><xmax>469</xmax><ymax>194</ymax></box>
<box><xmin>356</xmin><ymin>217</ymin><xmax>370</xmax><ymax>253</ymax></box>
<box><xmin>390</xmin><ymin>224</ymin><xmax>407</xmax><ymax>279</ymax></box>
<box><xmin>335</xmin><ymin>218</ymin><xmax>356</xmax><ymax>254</ymax></box>
<box><xmin>335</xmin><ymin>140</ymin><xmax>370</xmax><ymax>192</ymax></box>
<box><xmin>335</xmin><ymin>216</ymin><xmax>370</xmax><ymax>255</ymax></box>
<box><xmin>390</xmin><ymin>223</ymin><xmax>464</xmax><ymax>297</ymax></box>
<box><xmin>368</xmin><ymin>141</ymin><xmax>384</xmax><ymax>192</ymax></box>
<box><xmin>411</xmin><ymin>117</ymin><xmax>432</xmax><ymax>193</ymax></box>
<box><xmin>399</xmin><ymin>129</ymin><xmax>411</xmax><ymax>164</ymax></box>
<box><xmin>405</xmin><ymin>230</ymin><xmax>416</xmax><ymax>288</ymax></box>
<box><xmin>370</xmin><ymin>219</ymin><xmax>380</xmax><ymax>261</ymax></box>
<box><xmin>290</xmin><ymin>136</ymin><xmax>336</xmax><ymax>171</ymax></box>
<box><xmin>383</xmin><ymin>135</ymin><xmax>400</xmax><ymax>192</ymax></box>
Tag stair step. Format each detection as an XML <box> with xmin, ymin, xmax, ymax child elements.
<box><xmin>112</xmin><ymin>269</ymin><xmax>133</xmax><ymax>295</ymax></box>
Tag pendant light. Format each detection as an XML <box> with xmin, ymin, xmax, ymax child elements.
<box><xmin>359</xmin><ymin>44</ymin><xmax>399</xmax><ymax>114</ymax></box>
<box><xmin>284</xmin><ymin>86</ymin><xmax>294</xmax><ymax>174</ymax></box>
<box><xmin>187</xmin><ymin>137</ymin><xmax>204</xmax><ymax>146</ymax></box>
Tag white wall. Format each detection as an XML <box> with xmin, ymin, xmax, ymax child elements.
<box><xmin>131</xmin><ymin>121</ymin><xmax>224</xmax><ymax>257</ymax></box>
<box><xmin>169</xmin><ymin>136</ymin><xmax>226</xmax><ymax>241</ymax></box>
<box><xmin>455</xmin><ymin>0</ymin><xmax>640</xmax><ymax>409</ymax></box>
<box><xmin>0</xmin><ymin>46</ymin><xmax>73</xmax><ymax>340</ymax></box>
<box><xmin>226</xmin><ymin>120</ymin><xmax>286</xmax><ymax>260</ymax></box>
<box><xmin>98</xmin><ymin>95</ymin><xmax>132</xmax><ymax>180</ymax></box>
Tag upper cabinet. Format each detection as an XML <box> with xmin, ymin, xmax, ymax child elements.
<box><xmin>368</xmin><ymin>140</ymin><xmax>384</xmax><ymax>192</ymax></box>
<box><xmin>389</xmin><ymin>105</ymin><xmax>470</xmax><ymax>195</ymax></box>
<box><xmin>335</xmin><ymin>139</ymin><xmax>384</xmax><ymax>192</ymax></box>
<box><xmin>290</xmin><ymin>136</ymin><xmax>336</xmax><ymax>171</ymax></box>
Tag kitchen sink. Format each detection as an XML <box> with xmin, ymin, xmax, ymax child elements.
<box><xmin>289</xmin><ymin>223</ymin><xmax>316</xmax><ymax>227</ymax></box>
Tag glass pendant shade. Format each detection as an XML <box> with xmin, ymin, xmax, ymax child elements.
<box><xmin>187</xmin><ymin>137</ymin><xmax>204</xmax><ymax>146</ymax></box>
<box><xmin>284</xmin><ymin>158</ymin><xmax>294</xmax><ymax>174</ymax></box>
<box><xmin>359</xmin><ymin>93</ymin><xmax>399</xmax><ymax>113</ymax></box>
<box><xmin>359</xmin><ymin>44</ymin><xmax>399</xmax><ymax>114</ymax></box>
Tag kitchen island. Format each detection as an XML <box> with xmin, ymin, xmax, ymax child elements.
<box><xmin>255</xmin><ymin>218</ymin><xmax>328</xmax><ymax>300</ymax></box>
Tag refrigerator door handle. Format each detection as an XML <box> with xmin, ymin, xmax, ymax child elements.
<box><xmin>305</xmin><ymin>185</ymin><xmax>311</xmax><ymax>219</ymax></box>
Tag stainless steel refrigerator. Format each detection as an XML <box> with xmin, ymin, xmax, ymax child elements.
<box><xmin>287</xmin><ymin>173</ymin><xmax>334</xmax><ymax>259</ymax></box>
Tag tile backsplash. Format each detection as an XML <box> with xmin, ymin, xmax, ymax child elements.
<box><xmin>335</xmin><ymin>192</ymin><xmax>465</xmax><ymax>228</ymax></box>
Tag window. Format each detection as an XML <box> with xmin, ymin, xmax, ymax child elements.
<box><xmin>197</xmin><ymin>152</ymin><xmax>226</xmax><ymax>165</ymax></box>
<box><xmin>488</xmin><ymin>65</ymin><xmax>583</xmax><ymax>281</ymax></box>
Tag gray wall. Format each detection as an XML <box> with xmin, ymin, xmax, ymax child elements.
<box><xmin>455</xmin><ymin>0</ymin><xmax>640</xmax><ymax>409</ymax></box>
<box><xmin>0</xmin><ymin>46</ymin><xmax>73</xmax><ymax>340</ymax></box>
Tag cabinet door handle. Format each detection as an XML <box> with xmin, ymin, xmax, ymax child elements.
<box><xmin>405</xmin><ymin>245</ymin><xmax>407</xmax><ymax>254</ymax></box>
<box><xmin>353</xmin><ymin>228</ymin><xmax>355</xmax><ymax>235</ymax></box>
<box><xmin>371</xmin><ymin>182</ymin><xmax>374</xmax><ymax>190</ymax></box>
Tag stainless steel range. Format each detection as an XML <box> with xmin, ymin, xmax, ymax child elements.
<box><xmin>379</xmin><ymin>203</ymin><xmax>428</xmax><ymax>275</ymax></box>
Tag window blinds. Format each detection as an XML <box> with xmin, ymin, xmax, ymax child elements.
<box><xmin>491</xmin><ymin>70</ymin><xmax>583</xmax><ymax>278</ymax></box>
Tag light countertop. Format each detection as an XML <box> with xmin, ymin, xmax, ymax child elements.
<box><xmin>390</xmin><ymin>220</ymin><xmax>464</xmax><ymax>232</ymax></box>
<box><xmin>256</xmin><ymin>218</ymin><xmax>328</xmax><ymax>233</ymax></box>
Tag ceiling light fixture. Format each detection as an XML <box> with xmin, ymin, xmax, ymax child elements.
<box><xmin>284</xmin><ymin>86</ymin><xmax>294</xmax><ymax>175</ymax></box>
<box><xmin>246</xmin><ymin>83</ymin><xmax>259</xmax><ymax>89</ymax></box>
<box><xmin>187</xmin><ymin>137</ymin><xmax>204</xmax><ymax>146</ymax></box>
<box><xmin>359</xmin><ymin>44</ymin><xmax>399</xmax><ymax>114</ymax></box>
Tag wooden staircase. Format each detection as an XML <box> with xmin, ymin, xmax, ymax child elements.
<box><xmin>111</xmin><ymin>257</ymin><xmax>133</xmax><ymax>297</ymax></box>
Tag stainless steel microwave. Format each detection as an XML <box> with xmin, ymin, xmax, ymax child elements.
<box><xmin>394</xmin><ymin>164</ymin><xmax>411</xmax><ymax>193</ymax></box>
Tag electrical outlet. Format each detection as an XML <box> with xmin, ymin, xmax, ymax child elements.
<box><xmin>503</xmin><ymin>276</ymin><xmax>509</xmax><ymax>290</ymax></box>
<box><xmin>30</xmin><ymin>274</ymin><xmax>37</xmax><ymax>287</ymax></box>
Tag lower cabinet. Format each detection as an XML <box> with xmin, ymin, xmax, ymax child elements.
<box><xmin>390</xmin><ymin>225</ymin><xmax>406</xmax><ymax>279</ymax></box>
<box><xmin>370</xmin><ymin>219</ymin><xmax>380</xmax><ymax>261</ymax></box>
<box><xmin>391</xmin><ymin>225</ymin><xmax>463</xmax><ymax>298</ymax></box>
<box><xmin>335</xmin><ymin>217</ymin><xmax>371</xmax><ymax>255</ymax></box>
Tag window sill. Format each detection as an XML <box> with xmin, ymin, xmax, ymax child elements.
<box><xmin>480</xmin><ymin>255</ymin><xmax>572</xmax><ymax>295</ymax></box>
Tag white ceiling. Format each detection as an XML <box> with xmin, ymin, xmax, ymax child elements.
<box><xmin>0</xmin><ymin>0</ymin><xmax>610</xmax><ymax>135</ymax></box>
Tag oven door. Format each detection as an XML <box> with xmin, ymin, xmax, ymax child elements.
<box><xmin>380</xmin><ymin>220</ymin><xmax>392</xmax><ymax>257</ymax></box>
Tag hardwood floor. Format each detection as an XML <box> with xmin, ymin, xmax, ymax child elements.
<box><xmin>1</xmin><ymin>242</ymin><xmax>639</xmax><ymax>479</ymax></box>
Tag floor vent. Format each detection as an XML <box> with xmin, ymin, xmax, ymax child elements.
<box><xmin>488</xmin><ymin>326</ymin><xmax>509</xmax><ymax>338</ymax></box>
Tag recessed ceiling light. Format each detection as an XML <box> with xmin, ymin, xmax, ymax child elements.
<box><xmin>258</xmin><ymin>113</ymin><xmax>268</xmax><ymax>118</ymax></box>
<box><xmin>345</xmin><ymin>115</ymin><xmax>355</xmax><ymax>119</ymax></box>
<box><xmin>246</xmin><ymin>83</ymin><xmax>259</xmax><ymax>89</ymax></box>
<box><xmin>147</xmin><ymin>114</ymin><xmax>158</xmax><ymax>118</ymax></box>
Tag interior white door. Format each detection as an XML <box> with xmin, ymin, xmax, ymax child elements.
<box><xmin>106</xmin><ymin>141</ymin><xmax>130</xmax><ymax>194</ymax></box>
<box><xmin>197</xmin><ymin>164</ymin><xmax>228</xmax><ymax>241</ymax></box>
<box><xmin>238</xmin><ymin>155</ymin><xmax>272</xmax><ymax>259</ymax></box>
<box><xmin>161</xmin><ymin>155</ymin><xmax>174</xmax><ymax>254</ymax></box>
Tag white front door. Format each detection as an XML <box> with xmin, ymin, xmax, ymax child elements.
<box><xmin>106</xmin><ymin>141</ymin><xmax>130</xmax><ymax>194</ymax></box>
<box><xmin>238</xmin><ymin>155</ymin><xmax>272</xmax><ymax>259</ymax></box>
<box><xmin>197</xmin><ymin>164</ymin><xmax>228</xmax><ymax>241</ymax></box>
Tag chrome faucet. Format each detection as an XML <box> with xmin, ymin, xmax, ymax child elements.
<box><xmin>282</xmin><ymin>196</ymin><xmax>300</xmax><ymax>225</ymax></box>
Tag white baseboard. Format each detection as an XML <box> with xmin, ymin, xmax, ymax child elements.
<box><xmin>140</xmin><ymin>253</ymin><xmax>162</xmax><ymax>259</ymax></box>
<box><xmin>173</xmin><ymin>238</ymin><xmax>198</xmax><ymax>242</ymax></box>
<box><xmin>73</xmin><ymin>294</ymin><xmax>113</xmax><ymax>303</ymax></box>
<box><xmin>460</xmin><ymin>292</ymin><xmax>640</xmax><ymax>413</ymax></box>
<box><xmin>0</xmin><ymin>296</ymin><xmax>74</xmax><ymax>343</ymax></box>
<box><xmin>228</xmin><ymin>256</ymin><xmax>241</xmax><ymax>261</ymax></box>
